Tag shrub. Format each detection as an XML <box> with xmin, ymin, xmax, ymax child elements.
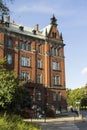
<box><xmin>0</xmin><ymin>114</ymin><xmax>40</xmax><ymax>130</ymax></box>
<box><xmin>21</xmin><ymin>108</ymin><xmax>30</xmax><ymax>118</ymax></box>
<box><xmin>46</xmin><ymin>108</ymin><xmax>56</xmax><ymax>117</ymax></box>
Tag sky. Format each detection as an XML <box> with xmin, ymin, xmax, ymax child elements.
<box><xmin>7</xmin><ymin>0</ymin><xmax>87</xmax><ymax>89</ymax></box>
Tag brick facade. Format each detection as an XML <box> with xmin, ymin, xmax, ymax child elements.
<box><xmin>0</xmin><ymin>15</ymin><xmax>67</xmax><ymax>112</ymax></box>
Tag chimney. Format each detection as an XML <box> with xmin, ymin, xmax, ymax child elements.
<box><xmin>34</xmin><ymin>24</ymin><xmax>39</xmax><ymax>31</ymax></box>
<box><xmin>6</xmin><ymin>16</ymin><xmax>10</xmax><ymax>22</ymax></box>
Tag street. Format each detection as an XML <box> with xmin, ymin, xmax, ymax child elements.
<box><xmin>39</xmin><ymin>120</ymin><xmax>87</xmax><ymax>130</ymax></box>
<box><xmin>24</xmin><ymin>110</ymin><xmax>87</xmax><ymax>130</ymax></box>
<box><xmin>75</xmin><ymin>120</ymin><xmax>87</xmax><ymax>130</ymax></box>
<box><xmin>37</xmin><ymin>111</ymin><xmax>87</xmax><ymax>130</ymax></box>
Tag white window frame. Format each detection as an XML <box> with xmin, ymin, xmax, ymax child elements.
<box><xmin>20</xmin><ymin>71</ymin><xmax>30</xmax><ymax>81</ymax></box>
<box><xmin>37</xmin><ymin>74</ymin><xmax>42</xmax><ymax>84</ymax></box>
<box><xmin>53</xmin><ymin>75</ymin><xmax>60</xmax><ymax>85</ymax></box>
<box><xmin>21</xmin><ymin>56</ymin><xmax>30</xmax><ymax>67</ymax></box>
<box><xmin>52</xmin><ymin>61</ymin><xmax>59</xmax><ymax>70</ymax></box>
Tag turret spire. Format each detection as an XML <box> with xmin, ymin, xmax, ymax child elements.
<box><xmin>50</xmin><ymin>14</ymin><xmax>57</xmax><ymax>26</ymax></box>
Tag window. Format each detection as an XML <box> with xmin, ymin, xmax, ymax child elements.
<box><xmin>24</xmin><ymin>43</ymin><xmax>26</xmax><ymax>50</ymax></box>
<box><xmin>21</xmin><ymin>42</ymin><xmax>26</xmax><ymax>50</ymax></box>
<box><xmin>25</xmin><ymin>72</ymin><xmax>30</xmax><ymax>81</ymax></box>
<box><xmin>53</xmin><ymin>93</ymin><xmax>56</xmax><ymax>101</ymax></box>
<box><xmin>21</xmin><ymin>56</ymin><xmax>30</xmax><ymax>67</ymax></box>
<box><xmin>20</xmin><ymin>41</ymin><xmax>24</xmax><ymax>50</ymax></box>
<box><xmin>25</xmin><ymin>57</ymin><xmax>30</xmax><ymax>66</ymax></box>
<box><xmin>37</xmin><ymin>74</ymin><xmax>42</xmax><ymax>84</ymax></box>
<box><xmin>50</xmin><ymin>47</ymin><xmax>53</xmax><ymax>55</ymax></box>
<box><xmin>38</xmin><ymin>45</ymin><xmax>40</xmax><ymax>53</ymax></box>
<box><xmin>19</xmin><ymin>26</ymin><xmax>24</xmax><ymax>31</ymax></box>
<box><xmin>53</xmin><ymin>75</ymin><xmax>60</xmax><ymax>85</ymax></box>
<box><xmin>20</xmin><ymin>71</ymin><xmax>30</xmax><ymax>81</ymax></box>
<box><xmin>54</xmin><ymin>48</ymin><xmax>58</xmax><ymax>56</ymax></box>
<box><xmin>20</xmin><ymin>41</ymin><xmax>31</xmax><ymax>51</ymax></box>
<box><xmin>7</xmin><ymin>54</ymin><xmax>12</xmax><ymax>64</ymax></box>
<box><xmin>50</xmin><ymin>47</ymin><xmax>54</xmax><ymax>55</ymax></box>
<box><xmin>58</xmin><ymin>92</ymin><xmax>62</xmax><ymax>101</ymax></box>
<box><xmin>57</xmin><ymin>49</ymin><xmax>60</xmax><ymax>56</ymax></box>
<box><xmin>52</xmin><ymin>61</ymin><xmax>59</xmax><ymax>70</ymax></box>
<box><xmin>20</xmin><ymin>71</ymin><xmax>25</xmax><ymax>79</ymax></box>
<box><xmin>21</xmin><ymin>57</ymin><xmax>25</xmax><ymax>66</ymax></box>
<box><xmin>7</xmin><ymin>39</ymin><xmax>12</xmax><ymax>48</ymax></box>
<box><xmin>54</xmin><ymin>48</ymin><xmax>56</xmax><ymax>56</ymax></box>
<box><xmin>52</xmin><ymin>32</ymin><xmax>56</xmax><ymax>38</ymax></box>
<box><xmin>37</xmin><ymin>59</ymin><xmax>42</xmax><ymax>68</ymax></box>
<box><xmin>37</xmin><ymin>92</ymin><xmax>41</xmax><ymax>101</ymax></box>
<box><xmin>54</xmin><ymin>33</ymin><xmax>56</xmax><ymax>38</ymax></box>
<box><xmin>19</xmin><ymin>41</ymin><xmax>22</xmax><ymax>49</ymax></box>
<box><xmin>26</xmin><ymin>43</ymin><xmax>31</xmax><ymax>51</ymax></box>
<box><xmin>50</xmin><ymin>48</ymin><xmax>58</xmax><ymax>56</ymax></box>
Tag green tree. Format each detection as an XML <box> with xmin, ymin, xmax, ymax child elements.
<box><xmin>66</xmin><ymin>88</ymin><xmax>71</xmax><ymax>106</ymax></box>
<box><xmin>67</xmin><ymin>86</ymin><xmax>87</xmax><ymax>108</ymax></box>
<box><xmin>0</xmin><ymin>0</ymin><xmax>13</xmax><ymax>15</ymax></box>
<box><xmin>0</xmin><ymin>57</ymin><xmax>7</xmax><ymax>69</ymax></box>
<box><xmin>0</xmin><ymin>58</ymin><xmax>31</xmax><ymax>113</ymax></box>
<box><xmin>0</xmin><ymin>69</ymin><xmax>19</xmax><ymax>109</ymax></box>
<box><xmin>11</xmin><ymin>81</ymin><xmax>31</xmax><ymax>114</ymax></box>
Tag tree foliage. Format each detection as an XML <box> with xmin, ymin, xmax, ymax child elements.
<box><xmin>11</xmin><ymin>82</ymin><xmax>31</xmax><ymax>113</ymax></box>
<box><xmin>0</xmin><ymin>57</ymin><xmax>7</xmax><ymax>69</ymax></box>
<box><xmin>0</xmin><ymin>69</ymin><xmax>19</xmax><ymax>109</ymax></box>
<box><xmin>0</xmin><ymin>58</ymin><xmax>31</xmax><ymax>113</ymax></box>
<box><xmin>0</xmin><ymin>0</ymin><xmax>13</xmax><ymax>15</ymax></box>
<box><xmin>66</xmin><ymin>86</ymin><xmax>87</xmax><ymax>108</ymax></box>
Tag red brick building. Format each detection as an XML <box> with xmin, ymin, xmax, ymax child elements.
<box><xmin>0</xmin><ymin>15</ymin><xmax>67</xmax><ymax>112</ymax></box>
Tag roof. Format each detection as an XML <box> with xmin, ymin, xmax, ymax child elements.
<box><xmin>3</xmin><ymin>21</ymin><xmax>52</xmax><ymax>40</ymax></box>
<box><xmin>41</xmin><ymin>24</ymin><xmax>52</xmax><ymax>36</ymax></box>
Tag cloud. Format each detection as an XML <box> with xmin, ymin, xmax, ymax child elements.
<box><xmin>81</xmin><ymin>67</ymin><xmax>87</xmax><ymax>75</ymax></box>
<box><xmin>12</xmin><ymin>1</ymin><xmax>75</xmax><ymax>16</ymax></box>
<box><xmin>15</xmin><ymin>4</ymin><xmax>54</xmax><ymax>14</ymax></box>
<box><xmin>9</xmin><ymin>0</ymin><xmax>87</xmax><ymax>28</ymax></box>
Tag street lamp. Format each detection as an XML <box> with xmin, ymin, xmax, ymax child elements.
<box><xmin>76</xmin><ymin>101</ymin><xmax>80</xmax><ymax>115</ymax></box>
<box><xmin>44</xmin><ymin>87</ymin><xmax>49</xmax><ymax>122</ymax></box>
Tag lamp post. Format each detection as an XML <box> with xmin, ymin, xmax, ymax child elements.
<box><xmin>76</xmin><ymin>101</ymin><xmax>80</xmax><ymax>115</ymax></box>
<box><xmin>44</xmin><ymin>87</ymin><xmax>49</xmax><ymax>122</ymax></box>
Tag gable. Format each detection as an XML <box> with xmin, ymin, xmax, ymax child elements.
<box><xmin>48</xmin><ymin>25</ymin><xmax>61</xmax><ymax>41</ymax></box>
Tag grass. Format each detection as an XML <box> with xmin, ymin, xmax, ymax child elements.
<box><xmin>0</xmin><ymin>113</ymin><xmax>41</xmax><ymax>130</ymax></box>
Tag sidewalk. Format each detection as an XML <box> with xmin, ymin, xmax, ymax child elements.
<box><xmin>24</xmin><ymin>117</ymin><xmax>82</xmax><ymax>123</ymax></box>
<box><xmin>23</xmin><ymin>113</ymin><xmax>83</xmax><ymax>123</ymax></box>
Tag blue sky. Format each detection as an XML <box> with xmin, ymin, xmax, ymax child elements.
<box><xmin>7</xmin><ymin>0</ymin><xmax>87</xmax><ymax>89</ymax></box>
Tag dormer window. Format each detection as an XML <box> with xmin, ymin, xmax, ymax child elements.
<box><xmin>32</xmin><ymin>29</ymin><xmax>36</xmax><ymax>35</ymax></box>
<box><xmin>19</xmin><ymin>26</ymin><xmax>24</xmax><ymax>31</ymax></box>
<box><xmin>5</xmin><ymin>22</ymin><xmax>9</xmax><ymax>27</ymax></box>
